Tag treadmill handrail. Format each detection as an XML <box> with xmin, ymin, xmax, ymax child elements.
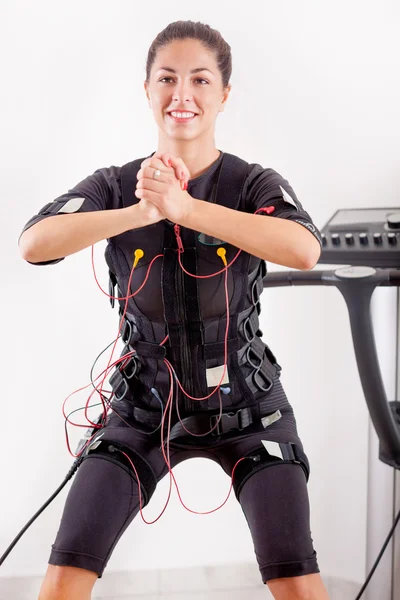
<box><xmin>262</xmin><ymin>267</ymin><xmax>400</xmax><ymax>468</ymax></box>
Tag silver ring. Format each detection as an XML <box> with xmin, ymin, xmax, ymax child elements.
<box><xmin>153</xmin><ymin>169</ymin><xmax>161</xmax><ymax>180</ymax></box>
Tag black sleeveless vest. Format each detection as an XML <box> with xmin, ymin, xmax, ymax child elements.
<box><xmin>105</xmin><ymin>152</ymin><xmax>280</xmax><ymax>420</ymax></box>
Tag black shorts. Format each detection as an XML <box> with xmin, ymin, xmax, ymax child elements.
<box><xmin>49</xmin><ymin>377</ymin><xmax>320</xmax><ymax>584</ymax></box>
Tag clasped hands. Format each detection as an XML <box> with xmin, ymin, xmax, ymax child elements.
<box><xmin>135</xmin><ymin>152</ymin><xmax>192</xmax><ymax>225</ymax></box>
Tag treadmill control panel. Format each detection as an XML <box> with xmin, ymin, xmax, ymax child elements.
<box><xmin>319</xmin><ymin>208</ymin><xmax>400</xmax><ymax>267</ymax></box>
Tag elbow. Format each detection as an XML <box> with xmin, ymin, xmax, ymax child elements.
<box><xmin>298</xmin><ymin>242</ymin><xmax>322</xmax><ymax>271</ymax></box>
<box><xmin>18</xmin><ymin>236</ymin><xmax>33</xmax><ymax>262</ymax></box>
<box><xmin>19</xmin><ymin>231</ymin><xmax>40</xmax><ymax>263</ymax></box>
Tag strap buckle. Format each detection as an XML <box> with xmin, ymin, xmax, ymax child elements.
<box><xmin>243</xmin><ymin>315</ymin><xmax>256</xmax><ymax>343</ymax></box>
<box><xmin>109</xmin><ymin>270</ymin><xmax>118</xmax><ymax>309</ymax></box>
<box><xmin>109</xmin><ymin>370</ymin><xmax>129</xmax><ymax>401</ymax></box>
<box><xmin>121</xmin><ymin>319</ymin><xmax>133</xmax><ymax>345</ymax></box>
<box><xmin>119</xmin><ymin>354</ymin><xmax>139</xmax><ymax>379</ymax></box>
<box><xmin>210</xmin><ymin>410</ymin><xmax>245</xmax><ymax>436</ymax></box>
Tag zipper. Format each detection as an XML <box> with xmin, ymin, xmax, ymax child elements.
<box><xmin>175</xmin><ymin>242</ymin><xmax>194</xmax><ymax>412</ymax></box>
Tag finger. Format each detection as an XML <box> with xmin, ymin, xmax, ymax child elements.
<box><xmin>157</xmin><ymin>151</ymin><xmax>174</xmax><ymax>170</ymax></box>
<box><xmin>148</xmin><ymin>165</ymin><xmax>172</xmax><ymax>182</ymax></box>
<box><xmin>134</xmin><ymin>187</ymin><xmax>162</xmax><ymax>208</ymax></box>
<box><xmin>150</xmin><ymin>152</ymin><xmax>190</xmax><ymax>182</ymax></box>
<box><xmin>136</xmin><ymin>177</ymin><xmax>164</xmax><ymax>191</ymax></box>
<box><xmin>140</xmin><ymin>156</ymin><xmax>167</xmax><ymax>173</ymax></box>
<box><xmin>167</xmin><ymin>155</ymin><xmax>191</xmax><ymax>181</ymax></box>
<box><xmin>137</xmin><ymin>161</ymin><xmax>169</xmax><ymax>181</ymax></box>
<box><xmin>137</xmin><ymin>165</ymin><xmax>167</xmax><ymax>181</ymax></box>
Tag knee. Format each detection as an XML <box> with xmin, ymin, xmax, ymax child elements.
<box><xmin>38</xmin><ymin>565</ymin><xmax>98</xmax><ymax>600</ymax></box>
<box><xmin>267</xmin><ymin>573</ymin><xmax>330</xmax><ymax>600</ymax></box>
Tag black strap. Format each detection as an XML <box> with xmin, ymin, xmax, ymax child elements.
<box><xmin>120</xmin><ymin>316</ymin><xmax>167</xmax><ymax>360</ymax></box>
<box><xmin>232</xmin><ymin>441</ymin><xmax>310</xmax><ymax>500</ymax></box>
<box><xmin>120</xmin><ymin>157</ymin><xmax>146</xmax><ymax>208</ymax></box>
<box><xmin>130</xmin><ymin>397</ymin><xmax>280</xmax><ymax>442</ymax></box>
<box><xmin>203</xmin><ymin>338</ymin><xmax>240</xmax><ymax>360</ymax></box>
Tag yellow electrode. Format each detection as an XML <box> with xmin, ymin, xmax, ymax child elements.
<box><xmin>217</xmin><ymin>247</ymin><xmax>227</xmax><ymax>267</ymax></box>
<box><xmin>133</xmin><ymin>249</ymin><xmax>144</xmax><ymax>268</ymax></box>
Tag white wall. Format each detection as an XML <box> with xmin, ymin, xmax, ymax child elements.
<box><xmin>1</xmin><ymin>0</ymin><xmax>399</xmax><ymax>589</ymax></box>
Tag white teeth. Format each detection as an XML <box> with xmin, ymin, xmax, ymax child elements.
<box><xmin>170</xmin><ymin>111</ymin><xmax>196</xmax><ymax>118</ymax></box>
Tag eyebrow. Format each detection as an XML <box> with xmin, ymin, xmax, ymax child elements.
<box><xmin>157</xmin><ymin>67</ymin><xmax>214</xmax><ymax>75</ymax></box>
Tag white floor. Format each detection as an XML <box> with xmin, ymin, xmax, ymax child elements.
<box><xmin>104</xmin><ymin>593</ymin><xmax>272</xmax><ymax>600</ymax></box>
<box><xmin>0</xmin><ymin>564</ymin><xmax>361</xmax><ymax>600</ymax></box>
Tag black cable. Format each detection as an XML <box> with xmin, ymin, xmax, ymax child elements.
<box><xmin>0</xmin><ymin>454</ymin><xmax>84</xmax><ymax>567</ymax></box>
<box><xmin>354</xmin><ymin>506</ymin><xmax>400</xmax><ymax>599</ymax></box>
<box><xmin>63</xmin><ymin>335</ymin><xmax>122</xmax><ymax>445</ymax></box>
<box><xmin>0</xmin><ymin>371</ymin><xmax>162</xmax><ymax>567</ymax></box>
<box><xmin>88</xmin><ymin>335</ymin><xmax>165</xmax><ymax>435</ymax></box>
<box><xmin>8</xmin><ymin>331</ymin><xmax>155</xmax><ymax>561</ymax></box>
<box><xmin>1</xmin><ymin>399</ymin><xmax>106</xmax><ymax>567</ymax></box>
<box><xmin>89</xmin><ymin>335</ymin><xmax>121</xmax><ymax>395</ymax></box>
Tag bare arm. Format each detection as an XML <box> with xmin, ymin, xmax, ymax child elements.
<box><xmin>180</xmin><ymin>197</ymin><xmax>321</xmax><ymax>270</ymax></box>
<box><xmin>19</xmin><ymin>204</ymin><xmax>152</xmax><ymax>263</ymax></box>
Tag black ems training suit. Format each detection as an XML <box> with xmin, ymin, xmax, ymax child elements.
<box><xmin>21</xmin><ymin>151</ymin><xmax>323</xmax><ymax>583</ymax></box>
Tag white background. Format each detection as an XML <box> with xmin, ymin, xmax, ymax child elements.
<box><xmin>1</xmin><ymin>0</ymin><xmax>399</xmax><ymax>589</ymax></box>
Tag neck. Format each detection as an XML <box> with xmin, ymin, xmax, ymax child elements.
<box><xmin>157</xmin><ymin>135</ymin><xmax>220</xmax><ymax>180</ymax></box>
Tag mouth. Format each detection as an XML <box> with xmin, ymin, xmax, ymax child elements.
<box><xmin>167</xmin><ymin>111</ymin><xmax>198</xmax><ymax>123</ymax></box>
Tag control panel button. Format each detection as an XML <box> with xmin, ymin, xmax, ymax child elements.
<box><xmin>388</xmin><ymin>232</ymin><xmax>397</xmax><ymax>245</ymax></box>
<box><xmin>331</xmin><ymin>233</ymin><xmax>340</xmax><ymax>246</ymax></box>
<box><xmin>387</xmin><ymin>213</ymin><xmax>400</xmax><ymax>229</ymax></box>
<box><xmin>345</xmin><ymin>233</ymin><xmax>355</xmax><ymax>245</ymax></box>
<box><xmin>359</xmin><ymin>233</ymin><xmax>368</xmax><ymax>245</ymax></box>
<box><xmin>373</xmin><ymin>232</ymin><xmax>383</xmax><ymax>245</ymax></box>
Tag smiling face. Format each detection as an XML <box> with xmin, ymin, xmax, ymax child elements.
<box><xmin>144</xmin><ymin>38</ymin><xmax>231</xmax><ymax>142</ymax></box>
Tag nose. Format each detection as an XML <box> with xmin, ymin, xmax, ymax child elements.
<box><xmin>172</xmin><ymin>80</ymin><xmax>193</xmax><ymax>103</ymax></box>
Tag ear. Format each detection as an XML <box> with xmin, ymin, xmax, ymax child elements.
<box><xmin>144</xmin><ymin>81</ymin><xmax>151</xmax><ymax>108</ymax></box>
<box><xmin>219</xmin><ymin>84</ymin><xmax>232</xmax><ymax>112</ymax></box>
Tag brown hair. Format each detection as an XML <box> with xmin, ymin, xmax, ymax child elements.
<box><xmin>145</xmin><ymin>20</ymin><xmax>232</xmax><ymax>88</ymax></box>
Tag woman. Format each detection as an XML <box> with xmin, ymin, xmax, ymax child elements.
<box><xmin>19</xmin><ymin>20</ymin><xmax>329</xmax><ymax>600</ymax></box>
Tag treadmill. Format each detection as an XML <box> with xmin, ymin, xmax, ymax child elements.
<box><xmin>262</xmin><ymin>208</ymin><xmax>400</xmax><ymax>600</ymax></box>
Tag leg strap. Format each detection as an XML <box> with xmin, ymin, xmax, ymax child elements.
<box><xmin>233</xmin><ymin>441</ymin><xmax>310</xmax><ymax>501</ymax></box>
<box><xmin>83</xmin><ymin>439</ymin><xmax>157</xmax><ymax>507</ymax></box>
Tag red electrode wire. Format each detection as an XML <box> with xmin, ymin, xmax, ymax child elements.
<box><xmin>63</xmin><ymin>255</ymin><xmax>164</xmax><ymax>455</ymax></box>
<box><xmin>63</xmin><ymin>204</ymin><xmax>275</xmax><ymax>519</ymax></box>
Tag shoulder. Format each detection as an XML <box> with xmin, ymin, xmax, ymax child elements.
<box><xmin>224</xmin><ymin>153</ymin><xmax>283</xmax><ymax>188</ymax></box>
<box><xmin>84</xmin><ymin>156</ymin><xmax>148</xmax><ymax>206</ymax></box>
<box><xmin>245</xmin><ymin>161</ymin><xmax>288</xmax><ymax>189</ymax></box>
<box><xmin>75</xmin><ymin>165</ymin><xmax>123</xmax><ymax>208</ymax></box>
<box><xmin>90</xmin><ymin>165</ymin><xmax>122</xmax><ymax>191</ymax></box>
<box><xmin>238</xmin><ymin>159</ymin><xmax>294</xmax><ymax>208</ymax></box>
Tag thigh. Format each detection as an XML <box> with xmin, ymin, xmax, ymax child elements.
<box><xmin>50</xmin><ymin>448</ymin><xmax>141</xmax><ymax>577</ymax></box>
<box><xmin>49</xmin><ymin>403</ymin><xmax>178</xmax><ymax>577</ymax></box>
<box><xmin>213</xmin><ymin>403</ymin><xmax>320</xmax><ymax>584</ymax></box>
<box><xmin>238</xmin><ymin>461</ymin><xmax>319</xmax><ymax>583</ymax></box>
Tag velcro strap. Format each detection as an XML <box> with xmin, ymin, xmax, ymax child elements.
<box><xmin>121</xmin><ymin>316</ymin><xmax>167</xmax><ymax>360</ymax></box>
<box><xmin>232</xmin><ymin>442</ymin><xmax>310</xmax><ymax>501</ymax></box>
<box><xmin>130</xmin><ymin>340</ymin><xmax>166</xmax><ymax>360</ymax></box>
<box><xmin>132</xmin><ymin>398</ymin><xmax>284</xmax><ymax>444</ymax></box>
<box><xmin>203</xmin><ymin>338</ymin><xmax>240</xmax><ymax>360</ymax></box>
<box><xmin>168</xmin><ymin>410</ymin><xmax>251</xmax><ymax>440</ymax></box>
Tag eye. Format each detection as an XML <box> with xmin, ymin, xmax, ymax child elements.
<box><xmin>158</xmin><ymin>77</ymin><xmax>209</xmax><ymax>85</ymax></box>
